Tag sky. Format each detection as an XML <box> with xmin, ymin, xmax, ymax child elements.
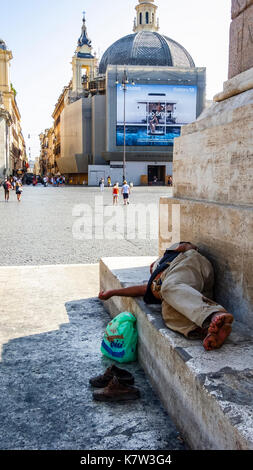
<box><xmin>0</xmin><ymin>0</ymin><xmax>231</xmax><ymax>159</ymax></box>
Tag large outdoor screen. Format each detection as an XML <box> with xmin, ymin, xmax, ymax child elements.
<box><xmin>116</xmin><ymin>84</ymin><xmax>197</xmax><ymax>147</ymax></box>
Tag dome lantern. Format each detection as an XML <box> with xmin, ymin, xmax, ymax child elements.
<box><xmin>99</xmin><ymin>0</ymin><xmax>195</xmax><ymax>74</ymax></box>
<box><xmin>133</xmin><ymin>0</ymin><xmax>159</xmax><ymax>33</ymax></box>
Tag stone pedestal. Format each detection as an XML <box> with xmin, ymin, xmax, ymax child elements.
<box><xmin>159</xmin><ymin>65</ymin><xmax>253</xmax><ymax>327</ymax></box>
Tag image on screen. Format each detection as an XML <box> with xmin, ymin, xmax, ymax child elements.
<box><xmin>116</xmin><ymin>84</ymin><xmax>197</xmax><ymax>147</ymax></box>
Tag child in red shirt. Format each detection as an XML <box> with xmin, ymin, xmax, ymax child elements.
<box><xmin>112</xmin><ymin>183</ymin><xmax>119</xmax><ymax>205</ymax></box>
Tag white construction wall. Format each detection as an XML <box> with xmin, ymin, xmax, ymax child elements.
<box><xmin>88</xmin><ymin>161</ymin><xmax>173</xmax><ymax>186</ymax></box>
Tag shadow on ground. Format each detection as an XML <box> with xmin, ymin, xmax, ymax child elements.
<box><xmin>0</xmin><ymin>297</ymin><xmax>187</xmax><ymax>450</ymax></box>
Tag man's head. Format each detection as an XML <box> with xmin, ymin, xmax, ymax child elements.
<box><xmin>169</xmin><ymin>242</ymin><xmax>199</xmax><ymax>252</ymax></box>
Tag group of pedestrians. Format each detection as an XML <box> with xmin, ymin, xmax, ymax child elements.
<box><xmin>50</xmin><ymin>175</ymin><xmax>65</xmax><ymax>187</ymax></box>
<box><xmin>99</xmin><ymin>177</ymin><xmax>132</xmax><ymax>206</ymax></box>
<box><xmin>2</xmin><ymin>177</ymin><xmax>23</xmax><ymax>202</ymax></box>
<box><xmin>33</xmin><ymin>175</ymin><xmax>65</xmax><ymax>187</ymax></box>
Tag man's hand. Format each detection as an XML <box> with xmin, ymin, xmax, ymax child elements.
<box><xmin>98</xmin><ymin>290</ymin><xmax>112</xmax><ymax>301</ymax></box>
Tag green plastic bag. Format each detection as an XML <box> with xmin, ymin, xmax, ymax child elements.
<box><xmin>101</xmin><ymin>312</ymin><xmax>138</xmax><ymax>363</ymax></box>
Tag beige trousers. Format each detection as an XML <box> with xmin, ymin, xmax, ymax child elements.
<box><xmin>154</xmin><ymin>250</ymin><xmax>226</xmax><ymax>338</ymax></box>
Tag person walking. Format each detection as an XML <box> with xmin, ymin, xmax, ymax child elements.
<box><xmin>107</xmin><ymin>176</ymin><xmax>111</xmax><ymax>187</ymax></box>
<box><xmin>43</xmin><ymin>176</ymin><xmax>48</xmax><ymax>187</ymax></box>
<box><xmin>99</xmin><ymin>178</ymin><xmax>105</xmax><ymax>192</ymax></box>
<box><xmin>168</xmin><ymin>176</ymin><xmax>173</xmax><ymax>186</ymax></box>
<box><xmin>3</xmin><ymin>178</ymin><xmax>12</xmax><ymax>202</ymax></box>
<box><xmin>112</xmin><ymin>183</ymin><xmax>119</xmax><ymax>205</ymax></box>
<box><xmin>122</xmin><ymin>180</ymin><xmax>130</xmax><ymax>205</ymax></box>
<box><xmin>16</xmin><ymin>179</ymin><xmax>23</xmax><ymax>202</ymax></box>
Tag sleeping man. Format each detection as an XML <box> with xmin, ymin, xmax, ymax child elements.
<box><xmin>99</xmin><ymin>242</ymin><xmax>234</xmax><ymax>351</ymax></box>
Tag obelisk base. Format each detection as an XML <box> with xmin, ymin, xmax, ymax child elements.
<box><xmin>159</xmin><ymin>68</ymin><xmax>253</xmax><ymax>326</ymax></box>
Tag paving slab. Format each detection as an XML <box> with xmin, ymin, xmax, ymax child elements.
<box><xmin>100</xmin><ymin>256</ymin><xmax>253</xmax><ymax>450</ymax></box>
<box><xmin>0</xmin><ymin>264</ymin><xmax>186</xmax><ymax>450</ymax></box>
<box><xmin>0</xmin><ymin>264</ymin><xmax>99</xmax><ymax>358</ymax></box>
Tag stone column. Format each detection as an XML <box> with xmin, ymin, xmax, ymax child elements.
<box><xmin>159</xmin><ymin>1</ymin><xmax>253</xmax><ymax>327</ymax></box>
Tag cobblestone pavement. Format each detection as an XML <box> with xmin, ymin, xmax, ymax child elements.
<box><xmin>0</xmin><ymin>185</ymin><xmax>188</xmax><ymax>451</ymax></box>
<box><xmin>0</xmin><ymin>185</ymin><xmax>172</xmax><ymax>266</ymax></box>
<box><xmin>0</xmin><ymin>295</ymin><xmax>187</xmax><ymax>450</ymax></box>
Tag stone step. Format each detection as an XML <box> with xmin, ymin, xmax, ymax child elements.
<box><xmin>100</xmin><ymin>256</ymin><xmax>253</xmax><ymax>450</ymax></box>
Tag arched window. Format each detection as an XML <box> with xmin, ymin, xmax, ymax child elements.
<box><xmin>146</xmin><ymin>12</ymin><xmax>149</xmax><ymax>24</ymax></box>
<box><xmin>139</xmin><ymin>12</ymin><xmax>142</xmax><ymax>24</ymax></box>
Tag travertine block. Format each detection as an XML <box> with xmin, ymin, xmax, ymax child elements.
<box><xmin>173</xmin><ymin>102</ymin><xmax>253</xmax><ymax>205</ymax></box>
<box><xmin>159</xmin><ymin>197</ymin><xmax>253</xmax><ymax>327</ymax></box>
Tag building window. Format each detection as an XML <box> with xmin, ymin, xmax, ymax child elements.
<box><xmin>139</xmin><ymin>12</ymin><xmax>142</xmax><ymax>24</ymax></box>
<box><xmin>55</xmin><ymin>115</ymin><xmax>61</xmax><ymax>126</ymax></box>
<box><xmin>146</xmin><ymin>12</ymin><xmax>149</xmax><ymax>24</ymax></box>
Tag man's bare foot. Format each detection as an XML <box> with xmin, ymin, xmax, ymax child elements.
<box><xmin>203</xmin><ymin>312</ymin><xmax>234</xmax><ymax>351</ymax></box>
<box><xmin>99</xmin><ymin>290</ymin><xmax>112</xmax><ymax>301</ymax></box>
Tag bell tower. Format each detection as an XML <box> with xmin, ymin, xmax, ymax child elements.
<box><xmin>133</xmin><ymin>0</ymin><xmax>159</xmax><ymax>33</ymax></box>
<box><xmin>72</xmin><ymin>12</ymin><xmax>97</xmax><ymax>94</ymax></box>
<box><xmin>0</xmin><ymin>40</ymin><xmax>12</xmax><ymax>96</ymax></box>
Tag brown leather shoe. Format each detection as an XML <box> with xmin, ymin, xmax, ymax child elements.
<box><xmin>93</xmin><ymin>376</ymin><xmax>140</xmax><ymax>402</ymax></box>
<box><xmin>89</xmin><ymin>365</ymin><xmax>134</xmax><ymax>388</ymax></box>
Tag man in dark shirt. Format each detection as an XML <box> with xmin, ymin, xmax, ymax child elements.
<box><xmin>99</xmin><ymin>242</ymin><xmax>234</xmax><ymax>351</ymax></box>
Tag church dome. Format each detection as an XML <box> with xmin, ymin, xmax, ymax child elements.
<box><xmin>99</xmin><ymin>31</ymin><xmax>195</xmax><ymax>74</ymax></box>
<box><xmin>0</xmin><ymin>39</ymin><xmax>7</xmax><ymax>50</ymax></box>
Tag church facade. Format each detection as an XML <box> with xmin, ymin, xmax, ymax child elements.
<box><xmin>42</xmin><ymin>0</ymin><xmax>206</xmax><ymax>186</ymax></box>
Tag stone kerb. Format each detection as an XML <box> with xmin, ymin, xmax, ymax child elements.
<box><xmin>100</xmin><ymin>257</ymin><xmax>253</xmax><ymax>450</ymax></box>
